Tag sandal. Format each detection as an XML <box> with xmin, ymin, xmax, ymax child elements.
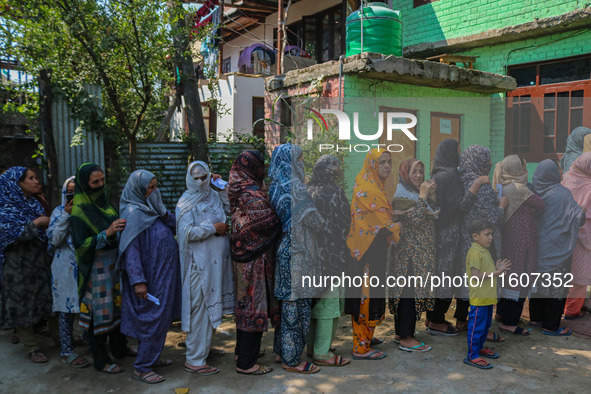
<box><xmin>236</xmin><ymin>364</ymin><xmax>273</xmax><ymax>375</ymax></box>
<box><xmin>463</xmin><ymin>357</ymin><xmax>492</xmax><ymax>369</ymax></box>
<box><xmin>399</xmin><ymin>342</ymin><xmax>431</xmax><ymax>352</ymax></box>
<box><xmin>479</xmin><ymin>348</ymin><xmax>499</xmax><ymax>359</ymax></box>
<box><xmin>102</xmin><ymin>363</ymin><xmax>125</xmax><ymax>374</ymax></box>
<box><xmin>282</xmin><ymin>361</ymin><xmax>320</xmax><ymax>374</ymax></box>
<box><xmin>487</xmin><ymin>332</ymin><xmax>505</xmax><ymax>342</ymax></box>
<box><xmin>28</xmin><ymin>350</ymin><xmax>48</xmax><ymax>364</ymax></box>
<box><xmin>500</xmin><ymin>326</ymin><xmax>530</xmax><ymax>336</ymax></box>
<box><xmin>133</xmin><ymin>370</ymin><xmax>165</xmax><ymax>384</ymax></box>
<box><xmin>563</xmin><ymin>314</ymin><xmax>584</xmax><ymax>320</ymax></box>
<box><xmin>541</xmin><ymin>327</ymin><xmax>572</xmax><ymax>337</ymax></box>
<box><xmin>370</xmin><ymin>337</ymin><xmax>383</xmax><ymax>346</ymax></box>
<box><xmin>208</xmin><ymin>348</ymin><xmax>225</xmax><ymax>357</ymax></box>
<box><xmin>352</xmin><ymin>349</ymin><xmax>387</xmax><ymax>360</ymax></box>
<box><xmin>152</xmin><ymin>358</ymin><xmax>173</xmax><ymax>367</ymax></box>
<box><xmin>314</xmin><ymin>355</ymin><xmax>350</xmax><ymax>367</ymax></box>
<box><xmin>62</xmin><ymin>352</ymin><xmax>89</xmax><ymax>368</ymax></box>
<box><xmin>427</xmin><ymin>325</ymin><xmax>460</xmax><ymax>337</ymax></box>
<box><xmin>184</xmin><ymin>364</ymin><xmax>219</xmax><ymax>375</ymax></box>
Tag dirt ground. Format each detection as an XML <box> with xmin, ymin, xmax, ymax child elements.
<box><xmin>1</xmin><ymin>306</ymin><xmax>590</xmax><ymax>394</ymax></box>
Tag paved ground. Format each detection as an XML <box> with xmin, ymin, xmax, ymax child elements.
<box><xmin>1</xmin><ymin>306</ymin><xmax>590</xmax><ymax>393</ymax></box>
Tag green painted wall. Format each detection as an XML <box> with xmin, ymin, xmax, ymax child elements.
<box><xmin>397</xmin><ymin>0</ymin><xmax>587</xmax><ymax>48</ymax></box>
<box><xmin>341</xmin><ymin>74</ymin><xmax>492</xmax><ymax>193</ymax></box>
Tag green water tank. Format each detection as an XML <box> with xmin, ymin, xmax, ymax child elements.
<box><xmin>346</xmin><ymin>3</ymin><xmax>402</xmax><ymax>57</ymax></box>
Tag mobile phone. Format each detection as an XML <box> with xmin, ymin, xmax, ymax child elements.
<box><xmin>66</xmin><ymin>193</ymin><xmax>74</xmax><ymax>203</ymax></box>
<box><xmin>211</xmin><ymin>178</ymin><xmax>228</xmax><ymax>190</ymax></box>
<box><xmin>496</xmin><ymin>184</ymin><xmax>503</xmax><ymax>199</ymax></box>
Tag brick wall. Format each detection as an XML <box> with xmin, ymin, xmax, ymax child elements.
<box><xmin>398</xmin><ymin>0</ymin><xmax>586</xmax><ymax>48</ymax></box>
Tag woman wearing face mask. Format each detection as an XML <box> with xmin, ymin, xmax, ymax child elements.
<box><xmin>0</xmin><ymin>167</ymin><xmax>52</xmax><ymax>363</ymax></box>
<box><xmin>389</xmin><ymin>159</ymin><xmax>439</xmax><ymax>352</ymax></box>
<box><xmin>47</xmin><ymin>176</ymin><xmax>89</xmax><ymax>368</ymax></box>
<box><xmin>457</xmin><ymin>146</ymin><xmax>507</xmax><ymax>340</ymax></box>
<box><xmin>176</xmin><ymin>161</ymin><xmax>234</xmax><ymax>376</ymax></box>
<box><xmin>71</xmin><ymin>163</ymin><xmax>132</xmax><ymax>374</ymax></box>
<box><xmin>119</xmin><ymin>170</ymin><xmax>182</xmax><ymax>384</ymax></box>
<box><xmin>346</xmin><ymin>149</ymin><xmax>401</xmax><ymax>360</ymax></box>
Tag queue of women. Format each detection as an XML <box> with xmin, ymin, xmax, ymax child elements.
<box><xmin>1</xmin><ymin>128</ymin><xmax>590</xmax><ymax>383</ymax></box>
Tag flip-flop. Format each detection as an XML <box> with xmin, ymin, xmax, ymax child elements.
<box><xmin>102</xmin><ymin>363</ymin><xmax>125</xmax><ymax>374</ymax></box>
<box><xmin>282</xmin><ymin>362</ymin><xmax>320</xmax><ymax>374</ymax></box>
<box><xmin>563</xmin><ymin>314</ymin><xmax>584</xmax><ymax>321</ymax></box>
<box><xmin>132</xmin><ymin>370</ymin><xmax>165</xmax><ymax>384</ymax></box>
<box><xmin>399</xmin><ymin>342</ymin><xmax>431</xmax><ymax>352</ymax></box>
<box><xmin>352</xmin><ymin>349</ymin><xmax>387</xmax><ymax>360</ymax></box>
<box><xmin>28</xmin><ymin>350</ymin><xmax>48</xmax><ymax>364</ymax></box>
<box><xmin>184</xmin><ymin>365</ymin><xmax>220</xmax><ymax>375</ymax></box>
<box><xmin>427</xmin><ymin>326</ymin><xmax>460</xmax><ymax>337</ymax></box>
<box><xmin>370</xmin><ymin>337</ymin><xmax>383</xmax><ymax>345</ymax></box>
<box><xmin>152</xmin><ymin>358</ymin><xmax>172</xmax><ymax>367</ymax></box>
<box><xmin>208</xmin><ymin>348</ymin><xmax>225</xmax><ymax>357</ymax></box>
<box><xmin>479</xmin><ymin>348</ymin><xmax>499</xmax><ymax>359</ymax></box>
<box><xmin>487</xmin><ymin>332</ymin><xmax>505</xmax><ymax>342</ymax></box>
<box><xmin>236</xmin><ymin>364</ymin><xmax>273</xmax><ymax>375</ymax></box>
<box><xmin>314</xmin><ymin>355</ymin><xmax>350</xmax><ymax>367</ymax></box>
<box><xmin>541</xmin><ymin>327</ymin><xmax>572</xmax><ymax>336</ymax></box>
<box><xmin>500</xmin><ymin>326</ymin><xmax>530</xmax><ymax>336</ymax></box>
<box><xmin>463</xmin><ymin>357</ymin><xmax>493</xmax><ymax>369</ymax></box>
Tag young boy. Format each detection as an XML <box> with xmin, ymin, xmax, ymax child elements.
<box><xmin>464</xmin><ymin>218</ymin><xmax>510</xmax><ymax>369</ymax></box>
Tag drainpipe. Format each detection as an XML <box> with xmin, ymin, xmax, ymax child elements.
<box><xmin>339</xmin><ymin>55</ymin><xmax>344</xmax><ymax>110</ymax></box>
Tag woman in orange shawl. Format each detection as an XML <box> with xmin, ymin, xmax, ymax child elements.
<box><xmin>345</xmin><ymin>148</ymin><xmax>401</xmax><ymax>360</ymax></box>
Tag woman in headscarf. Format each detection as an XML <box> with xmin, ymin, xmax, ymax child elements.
<box><xmin>426</xmin><ymin>139</ymin><xmax>488</xmax><ymax>336</ymax></box>
<box><xmin>71</xmin><ymin>163</ymin><xmax>132</xmax><ymax>374</ymax></box>
<box><xmin>119</xmin><ymin>170</ymin><xmax>182</xmax><ymax>383</ymax></box>
<box><xmin>560</xmin><ymin>127</ymin><xmax>591</xmax><ymax>172</ymax></box>
<box><xmin>306</xmin><ymin>155</ymin><xmax>350</xmax><ymax>367</ymax></box>
<box><xmin>458</xmin><ymin>145</ymin><xmax>507</xmax><ymax>338</ymax></box>
<box><xmin>269</xmin><ymin>143</ymin><xmax>325</xmax><ymax>374</ymax></box>
<box><xmin>47</xmin><ymin>176</ymin><xmax>89</xmax><ymax>368</ymax></box>
<box><xmin>562</xmin><ymin>152</ymin><xmax>591</xmax><ymax>319</ymax></box>
<box><xmin>176</xmin><ymin>161</ymin><xmax>234</xmax><ymax>376</ymax></box>
<box><xmin>530</xmin><ymin>160</ymin><xmax>584</xmax><ymax>335</ymax></box>
<box><xmin>389</xmin><ymin>159</ymin><xmax>438</xmax><ymax>352</ymax></box>
<box><xmin>492</xmin><ymin>155</ymin><xmax>545</xmax><ymax>336</ymax></box>
<box><xmin>0</xmin><ymin>167</ymin><xmax>52</xmax><ymax>363</ymax></box>
<box><xmin>229</xmin><ymin>151</ymin><xmax>280</xmax><ymax>375</ymax></box>
<box><xmin>346</xmin><ymin>148</ymin><xmax>400</xmax><ymax>360</ymax></box>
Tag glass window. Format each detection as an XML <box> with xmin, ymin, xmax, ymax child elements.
<box><xmin>509</xmin><ymin>67</ymin><xmax>536</xmax><ymax>87</ymax></box>
<box><xmin>540</xmin><ymin>58</ymin><xmax>591</xmax><ymax>85</ymax></box>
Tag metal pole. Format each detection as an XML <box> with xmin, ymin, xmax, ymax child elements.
<box><xmin>277</xmin><ymin>0</ymin><xmax>283</xmax><ymax>75</ymax></box>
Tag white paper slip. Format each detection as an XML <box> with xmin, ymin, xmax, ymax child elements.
<box><xmin>211</xmin><ymin>178</ymin><xmax>228</xmax><ymax>189</ymax></box>
<box><xmin>147</xmin><ymin>293</ymin><xmax>160</xmax><ymax>306</ymax></box>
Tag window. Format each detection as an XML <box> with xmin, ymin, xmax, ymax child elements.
<box><xmin>506</xmin><ymin>56</ymin><xmax>591</xmax><ymax>161</ymax></box>
<box><xmin>414</xmin><ymin>0</ymin><xmax>440</xmax><ymax>7</ymax></box>
<box><xmin>279</xmin><ymin>97</ymin><xmax>292</xmax><ymax>144</ymax></box>
<box><xmin>252</xmin><ymin>97</ymin><xmax>265</xmax><ymax>138</ymax></box>
<box><xmin>222</xmin><ymin>57</ymin><xmax>231</xmax><ymax>74</ymax></box>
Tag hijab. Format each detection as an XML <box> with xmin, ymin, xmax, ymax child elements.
<box><xmin>228</xmin><ymin>151</ymin><xmax>280</xmax><ymax>262</ymax></box>
<box><xmin>534</xmin><ymin>160</ymin><xmax>584</xmax><ymax>271</ymax></box>
<box><xmin>560</xmin><ymin>127</ymin><xmax>591</xmax><ymax>172</ymax></box>
<box><xmin>47</xmin><ymin>176</ymin><xmax>75</xmax><ymax>257</ymax></box>
<box><xmin>347</xmin><ymin>149</ymin><xmax>400</xmax><ymax>261</ymax></box>
<box><xmin>176</xmin><ymin>161</ymin><xmax>225</xmax><ymax>222</ymax></box>
<box><xmin>492</xmin><ymin>155</ymin><xmax>533</xmax><ymax>223</ymax></box>
<box><xmin>0</xmin><ymin>167</ymin><xmax>46</xmax><ymax>277</ymax></box>
<box><xmin>71</xmin><ymin>163</ymin><xmax>118</xmax><ymax>297</ymax></box>
<box><xmin>393</xmin><ymin>158</ymin><xmax>439</xmax><ymax>217</ymax></box>
<box><xmin>431</xmin><ymin>139</ymin><xmax>464</xmax><ymax>227</ymax></box>
<box><xmin>118</xmin><ymin>170</ymin><xmax>167</xmax><ymax>257</ymax></box>
<box><xmin>562</xmin><ymin>152</ymin><xmax>591</xmax><ymax>231</ymax></box>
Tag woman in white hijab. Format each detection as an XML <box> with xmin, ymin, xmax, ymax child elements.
<box><xmin>176</xmin><ymin>161</ymin><xmax>234</xmax><ymax>375</ymax></box>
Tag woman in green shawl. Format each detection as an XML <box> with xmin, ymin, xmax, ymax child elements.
<box><xmin>71</xmin><ymin>163</ymin><xmax>132</xmax><ymax>374</ymax></box>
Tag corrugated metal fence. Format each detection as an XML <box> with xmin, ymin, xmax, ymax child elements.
<box><xmin>53</xmin><ymin>84</ymin><xmax>105</xmax><ymax>183</ymax></box>
<box><xmin>119</xmin><ymin>142</ymin><xmax>255</xmax><ymax>210</ymax></box>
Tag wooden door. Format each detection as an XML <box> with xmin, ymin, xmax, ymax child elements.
<box><xmin>430</xmin><ymin>113</ymin><xmax>461</xmax><ymax>173</ymax></box>
<box><xmin>379</xmin><ymin>107</ymin><xmax>417</xmax><ymax>202</ymax></box>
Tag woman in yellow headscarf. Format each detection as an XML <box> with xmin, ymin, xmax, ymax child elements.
<box><xmin>345</xmin><ymin>148</ymin><xmax>401</xmax><ymax>360</ymax></box>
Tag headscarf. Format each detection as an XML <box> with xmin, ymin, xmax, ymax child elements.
<box><xmin>229</xmin><ymin>151</ymin><xmax>280</xmax><ymax>262</ymax></box>
<box><xmin>176</xmin><ymin>161</ymin><xmax>224</xmax><ymax>221</ymax></box>
<box><xmin>562</xmin><ymin>152</ymin><xmax>591</xmax><ymax>247</ymax></box>
<box><xmin>492</xmin><ymin>155</ymin><xmax>533</xmax><ymax>223</ymax></box>
<box><xmin>347</xmin><ymin>149</ymin><xmax>400</xmax><ymax>260</ymax></box>
<box><xmin>393</xmin><ymin>158</ymin><xmax>439</xmax><ymax>217</ymax></box>
<box><xmin>71</xmin><ymin>163</ymin><xmax>118</xmax><ymax>297</ymax></box>
<box><xmin>560</xmin><ymin>127</ymin><xmax>591</xmax><ymax>172</ymax></box>
<box><xmin>268</xmin><ymin>143</ymin><xmax>316</xmax><ymax>232</ymax></box>
<box><xmin>533</xmin><ymin>160</ymin><xmax>584</xmax><ymax>271</ymax></box>
<box><xmin>308</xmin><ymin>155</ymin><xmax>351</xmax><ymax>277</ymax></box>
<box><xmin>431</xmin><ymin>139</ymin><xmax>464</xmax><ymax>227</ymax></box>
<box><xmin>60</xmin><ymin>176</ymin><xmax>76</xmax><ymax>206</ymax></box>
<box><xmin>0</xmin><ymin>167</ymin><xmax>46</xmax><ymax>277</ymax></box>
<box><xmin>118</xmin><ymin>170</ymin><xmax>167</xmax><ymax>257</ymax></box>
<box><xmin>47</xmin><ymin>176</ymin><xmax>75</xmax><ymax>257</ymax></box>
